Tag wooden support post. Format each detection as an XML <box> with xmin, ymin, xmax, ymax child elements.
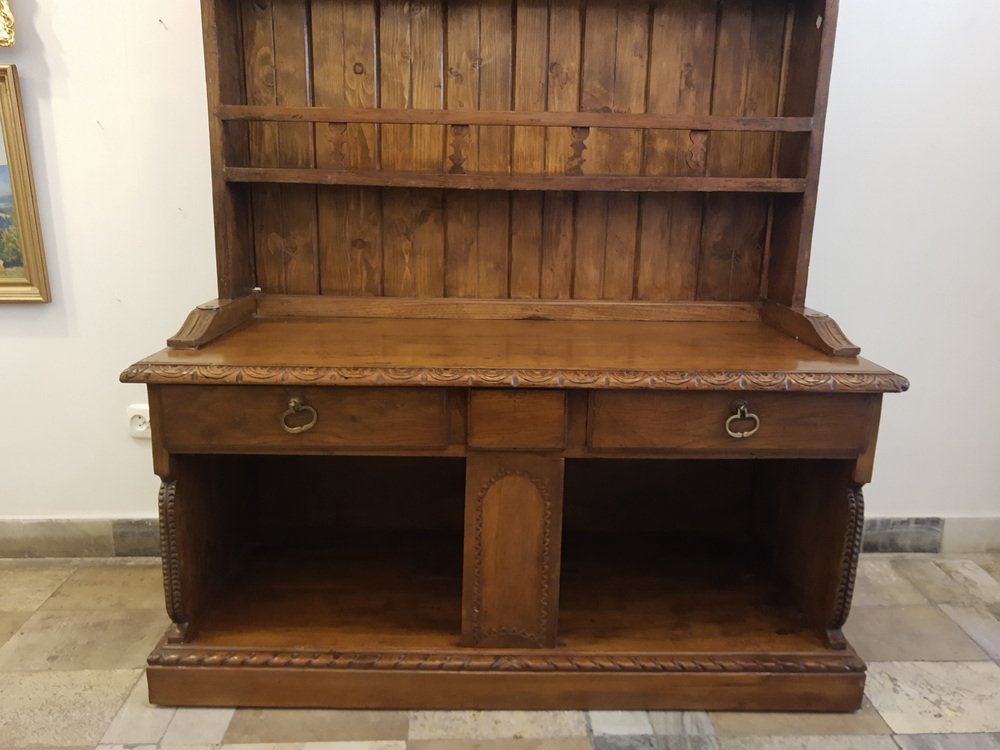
<box><xmin>463</xmin><ymin>453</ymin><xmax>564</xmax><ymax>648</ymax></box>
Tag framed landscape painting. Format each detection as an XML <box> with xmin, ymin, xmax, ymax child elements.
<box><xmin>0</xmin><ymin>65</ymin><xmax>48</xmax><ymax>302</ymax></box>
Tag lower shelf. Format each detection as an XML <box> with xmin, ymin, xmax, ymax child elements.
<box><xmin>150</xmin><ymin>533</ymin><xmax>863</xmax><ymax>710</ymax></box>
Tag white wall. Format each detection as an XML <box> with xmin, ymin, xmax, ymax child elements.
<box><xmin>0</xmin><ymin>0</ymin><xmax>997</xmax><ymax>519</ymax></box>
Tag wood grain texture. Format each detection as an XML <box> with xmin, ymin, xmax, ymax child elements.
<box><xmin>166</xmin><ymin>295</ymin><xmax>256</xmax><ymax>349</ymax></box>
<box><xmin>468</xmin><ymin>390</ymin><xmax>567</xmax><ymax>450</ymax></box>
<box><xmin>464</xmin><ymin>453</ymin><xmax>563</xmax><ymax>647</ymax></box>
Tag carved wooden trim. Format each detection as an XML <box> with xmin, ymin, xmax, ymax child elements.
<box><xmin>167</xmin><ymin>295</ymin><xmax>256</xmax><ymax>350</ymax></box>
<box><xmin>121</xmin><ymin>363</ymin><xmax>909</xmax><ymax>393</ymax></box>
<box><xmin>761</xmin><ymin>302</ymin><xmax>862</xmax><ymax>357</ymax></box>
<box><xmin>158</xmin><ymin>480</ymin><xmax>188</xmax><ymax>634</ymax></box>
<box><xmin>148</xmin><ymin>647</ymin><xmax>864</xmax><ymax>673</ymax></box>
<box><xmin>470</xmin><ymin>470</ymin><xmax>553</xmax><ymax>646</ymax></box>
<box><xmin>831</xmin><ymin>486</ymin><xmax>865</xmax><ymax>629</ymax></box>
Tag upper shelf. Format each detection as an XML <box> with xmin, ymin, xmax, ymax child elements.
<box><xmin>223</xmin><ymin>168</ymin><xmax>807</xmax><ymax>193</ymax></box>
<box><xmin>216</xmin><ymin>106</ymin><xmax>815</xmax><ymax>133</ymax></box>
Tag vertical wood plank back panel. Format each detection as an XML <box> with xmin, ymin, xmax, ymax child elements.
<box><xmin>313</xmin><ymin>0</ymin><xmax>383</xmax><ymax>295</ymax></box>
<box><xmin>698</xmin><ymin>0</ymin><xmax>786</xmax><ymax>301</ymax></box>
<box><xmin>381</xmin><ymin>0</ymin><xmax>446</xmax><ymax>296</ymax></box>
<box><xmin>509</xmin><ymin>0</ymin><xmax>549</xmax><ymax>298</ymax></box>
<box><xmin>637</xmin><ymin>0</ymin><xmax>718</xmax><ymax>301</ymax></box>
<box><xmin>237</xmin><ymin>0</ymin><xmax>815</xmax><ymax>304</ymax></box>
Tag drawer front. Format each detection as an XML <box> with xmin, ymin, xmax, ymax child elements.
<box><xmin>155</xmin><ymin>386</ymin><xmax>448</xmax><ymax>452</ymax></box>
<box><xmin>468</xmin><ymin>390</ymin><xmax>566</xmax><ymax>450</ymax></box>
<box><xmin>588</xmin><ymin>392</ymin><xmax>877</xmax><ymax>455</ymax></box>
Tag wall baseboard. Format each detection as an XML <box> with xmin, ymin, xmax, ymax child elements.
<box><xmin>0</xmin><ymin>517</ymin><xmax>998</xmax><ymax>558</ymax></box>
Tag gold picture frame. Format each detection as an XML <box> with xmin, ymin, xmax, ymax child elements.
<box><xmin>0</xmin><ymin>65</ymin><xmax>48</xmax><ymax>302</ymax></box>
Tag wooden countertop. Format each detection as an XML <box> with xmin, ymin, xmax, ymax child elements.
<box><xmin>121</xmin><ymin>317</ymin><xmax>908</xmax><ymax>393</ymax></box>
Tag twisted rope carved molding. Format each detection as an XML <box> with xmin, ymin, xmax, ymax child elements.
<box><xmin>121</xmin><ymin>363</ymin><xmax>910</xmax><ymax>393</ymax></box>
<box><xmin>158</xmin><ymin>480</ymin><xmax>187</xmax><ymax>627</ymax></box>
<box><xmin>471</xmin><ymin>470</ymin><xmax>553</xmax><ymax>646</ymax></box>
<box><xmin>832</xmin><ymin>486</ymin><xmax>865</xmax><ymax>629</ymax></box>
<box><xmin>147</xmin><ymin>649</ymin><xmax>864</xmax><ymax>673</ymax></box>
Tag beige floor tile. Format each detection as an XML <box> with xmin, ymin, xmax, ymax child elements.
<box><xmin>866</xmin><ymin>661</ymin><xmax>1000</xmax><ymax>733</ymax></box>
<box><xmin>896</xmin><ymin>734</ymin><xmax>1000</xmax><ymax>750</ymax></box>
<box><xmin>0</xmin><ymin>609</ymin><xmax>168</xmax><ymax>671</ymax></box>
<box><xmin>590</xmin><ymin>711</ymin><xmax>654</xmax><ymax>736</ymax></box>
<box><xmin>892</xmin><ymin>558</ymin><xmax>982</xmax><ymax>605</ymax></box>
<box><xmin>648</xmin><ymin>712</ymin><xmax>714</xmax><ymax>736</ymax></box>
<box><xmin>937</xmin><ymin>560</ymin><xmax>1000</xmax><ymax>604</ymax></box>
<box><xmin>709</xmin><ymin>697</ymin><xmax>889</xmax><ymax>737</ymax></box>
<box><xmin>408</xmin><ymin>711</ymin><xmax>588</xmax><ymax>740</ymax></box>
<box><xmin>43</xmin><ymin>565</ymin><xmax>165</xmax><ymax>610</ymax></box>
<box><xmin>100</xmin><ymin>671</ymin><xmax>176</xmax><ymax>744</ymax></box>
<box><xmin>408</xmin><ymin>741</ymin><xmax>592</xmax><ymax>750</ymax></box>
<box><xmin>0</xmin><ymin>565</ymin><xmax>75</xmax><ymax>610</ymax></box>
<box><xmin>0</xmin><ymin>668</ymin><xmax>139</xmax><ymax>746</ymax></box>
<box><xmin>220</xmin><ymin>744</ymin><xmax>407</xmax><ymax>750</ymax></box>
<box><xmin>161</xmin><ymin>707</ymin><xmax>235</xmax><ymax>745</ymax></box>
<box><xmin>0</xmin><ymin>611</ymin><xmax>30</xmax><ymax>648</ymax></box>
<box><xmin>894</xmin><ymin>735</ymin><xmax>1000</xmax><ymax>750</ymax></box>
<box><xmin>716</xmin><ymin>739</ymin><xmax>897</xmax><ymax>750</ymax></box>
<box><xmin>940</xmin><ymin>604</ymin><xmax>1000</xmax><ymax>659</ymax></box>
<box><xmin>844</xmin><ymin>605</ymin><xmax>986</xmax><ymax>661</ymax></box>
<box><xmin>853</xmin><ymin>559</ymin><xmax>929</xmax><ymax>606</ymax></box>
<box><xmin>223</xmin><ymin>709</ymin><xmax>408</xmax><ymax>743</ymax></box>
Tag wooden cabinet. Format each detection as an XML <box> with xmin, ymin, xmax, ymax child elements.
<box><xmin>123</xmin><ymin>0</ymin><xmax>906</xmax><ymax>710</ymax></box>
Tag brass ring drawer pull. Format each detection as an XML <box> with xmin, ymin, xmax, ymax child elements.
<box><xmin>725</xmin><ymin>400</ymin><xmax>760</xmax><ymax>439</ymax></box>
<box><xmin>281</xmin><ymin>397</ymin><xmax>318</xmax><ymax>434</ymax></box>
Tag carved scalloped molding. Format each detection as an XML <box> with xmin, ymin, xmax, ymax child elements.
<box><xmin>147</xmin><ymin>648</ymin><xmax>864</xmax><ymax>673</ymax></box>
<box><xmin>121</xmin><ymin>363</ymin><xmax>909</xmax><ymax>393</ymax></box>
<box><xmin>158</xmin><ymin>480</ymin><xmax>187</xmax><ymax>629</ymax></box>
<box><xmin>832</xmin><ymin>487</ymin><xmax>865</xmax><ymax>629</ymax></box>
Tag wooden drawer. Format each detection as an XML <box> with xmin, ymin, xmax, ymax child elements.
<box><xmin>468</xmin><ymin>390</ymin><xmax>566</xmax><ymax>450</ymax></box>
<box><xmin>154</xmin><ymin>386</ymin><xmax>448</xmax><ymax>453</ymax></box>
<box><xmin>588</xmin><ymin>392</ymin><xmax>878</xmax><ymax>456</ymax></box>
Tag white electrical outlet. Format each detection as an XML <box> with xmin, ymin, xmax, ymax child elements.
<box><xmin>127</xmin><ymin>404</ymin><xmax>152</xmax><ymax>439</ymax></box>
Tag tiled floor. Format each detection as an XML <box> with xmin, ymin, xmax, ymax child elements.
<box><xmin>2</xmin><ymin>554</ymin><xmax>1000</xmax><ymax>750</ymax></box>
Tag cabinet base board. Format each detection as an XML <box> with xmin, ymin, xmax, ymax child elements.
<box><xmin>146</xmin><ymin>644</ymin><xmax>866</xmax><ymax>711</ymax></box>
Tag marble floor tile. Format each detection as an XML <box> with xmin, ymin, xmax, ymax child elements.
<box><xmin>100</xmin><ymin>671</ymin><xmax>176</xmax><ymax>744</ymax></box>
<box><xmin>709</xmin><ymin>698</ymin><xmax>890</xmax><ymax>736</ymax></box>
<box><xmin>892</xmin><ymin>559</ymin><xmax>982</xmax><ymax>605</ymax></box>
<box><xmin>592</xmin><ymin>738</ymin><xmax>658</xmax><ymax>750</ymax></box>
<box><xmin>647</xmin><ymin>712</ymin><xmax>715</xmax><ymax>736</ymax></box>
<box><xmin>0</xmin><ymin>668</ymin><xmax>139</xmax><ymax>746</ymax></box>
<box><xmin>0</xmin><ymin>610</ymin><xmax>29</xmax><ymax>648</ymax></box>
<box><xmin>0</xmin><ymin>608</ymin><xmax>168</xmax><ymax>671</ymax></box>
<box><xmin>852</xmin><ymin>559</ymin><xmax>929</xmax><ymax>606</ymax></box>
<box><xmin>0</xmin><ymin>565</ymin><xmax>75</xmax><ymax>610</ymax></box>
<box><xmin>844</xmin><ymin>605</ymin><xmax>986</xmax><ymax>661</ymax></box>
<box><xmin>223</xmin><ymin>709</ymin><xmax>408</xmax><ymax>743</ymax></box>
<box><xmin>716</xmin><ymin>739</ymin><xmax>897</xmax><ymax>750</ymax></box>
<box><xmin>937</xmin><ymin>560</ymin><xmax>1000</xmax><ymax>604</ymax></box>
<box><xmin>220</xmin><ymin>744</ymin><xmax>406</xmax><ymax>750</ymax></box>
<box><xmin>42</xmin><ymin>565</ymin><xmax>165</xmax><ymax>610</ymax></box>
<box><xmin>160</xmin><ymin>707</ymin><xmax>236</xmax><ymax>745</ymax></box>
<box><xmin>657</xmin><ymin>739</ymin><xmax>721</xmax><ymax>750</ymax></box>
<box><xmin>895</xmin><ymin>735</ymin><xmax>1000</xmax><ymax>750</ymax></box>
<box><xmin>940</xmin><ymin>604</ymin><xmax>1000</xmax><ymax>659</ymax></box>
<box><xmin>590</xmin><ymin>711</ymin><xmax>655</xmax><ymax>736</ymax></box>
<box><xmin>408</xmin><ymin>741</ymin><xmax>592</xmax><ymax>750</ymax></box>
<box><xmin>408</xmin><ymin>711</ymin><xmax>588</xmax><ymax>740</ymax></box>
<box><xmin>866</xmin><ymin>661</ymin><xmax>1000</xmax><ymax>733</ymax></box>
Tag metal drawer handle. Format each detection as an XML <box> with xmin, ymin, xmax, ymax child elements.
<box><xmin>281</xmin><ymin>397</ymin><xmax>318</xmax><ymax>434</ymax></box>
<box><xmin>725</xmin><ymin>400</ymin><xmax>760</xmax><ymax>439</ymax></box>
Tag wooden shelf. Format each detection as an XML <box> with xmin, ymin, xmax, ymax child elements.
<box><xmin>187</xmin><ymin>532</ymin><xmax>823</xmax><ymax>654</ymax></box>
<box><xmin>216</xmin><ymin>105</ymin><xmax>814</xmax><ymax>133</ymax></box>
<box><xmin>224</xmin><ymin>167</ymin><xmax>807</xmax><ymax>193</ymax></box>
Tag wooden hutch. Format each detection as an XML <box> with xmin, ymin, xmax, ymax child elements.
<box><xmin>122</xmin><ymin>0</ymin><xmax>907</xmax><ymax>710</ymax></box>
